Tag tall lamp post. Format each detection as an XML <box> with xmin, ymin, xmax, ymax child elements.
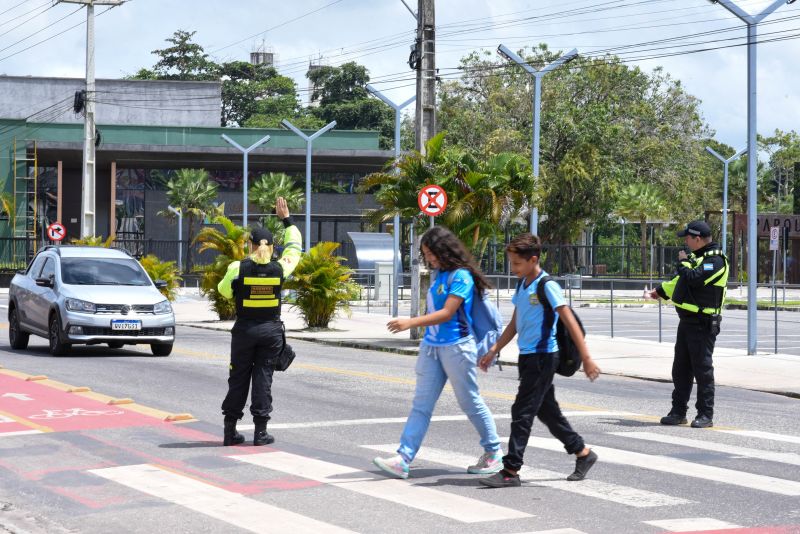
<box><xmin>707</xmin><ymin>0</ymin><xmax>795</xmax><ymax>354</ymax></box>
<box><xmin>167</xmin><ymin>206</ymin><xmax>182</xmax><ymax>272</ymax></box>
<box><xmin>221</xmin><ymin>134</ymin><xmax>271</xmax><ymax>228</ymax></box>
<box><xmin>705</xmin><ymin>145</ymin><xmax>746</xmax><ymax>257</ymax></box>
<box><xmin>497</xmin><ymin>44</ymin><xmax>577</xmax><ymax>236</ymax></box>
<box><xmin>281</xmin><ymin>119</ymin><xmax>336</xmax><ymax>252</ymax></box>
<box><xmin>366</xmin><ymin>84</ymin><xmax>415</xmax><ymax>318</ymax></box>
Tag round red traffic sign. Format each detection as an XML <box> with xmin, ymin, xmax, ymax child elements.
<box><xmin>47</xmin><ymin>222</ymin><xmax>66</xmax><ymax>242</ymax></box>
<box><xmin>418</xmin><ymin>185</ymin><xmax>448</xmax><ymax>217</ymax></box>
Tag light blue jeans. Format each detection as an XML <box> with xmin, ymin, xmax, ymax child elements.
<box><xmin>397</xmin><ymin>338</ymin><xmax>501</xmax><ymax>463</ymax></box>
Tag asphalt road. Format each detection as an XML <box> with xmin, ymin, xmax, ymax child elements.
<box><xmin>0</xmin><ymin>324</ymin><xmax>799</xmax><ymax>534</ymax></box>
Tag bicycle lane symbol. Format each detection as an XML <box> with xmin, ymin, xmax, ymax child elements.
<box><xmin>0</xmin><ymin>373</ymin><xmax>168</xmax><ymax>433</ymax></box>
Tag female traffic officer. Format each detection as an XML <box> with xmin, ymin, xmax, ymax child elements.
<box><xmin>217</xmin><ymin>197</ymin><xmax>302</xmax><ymax>446</ymax></box>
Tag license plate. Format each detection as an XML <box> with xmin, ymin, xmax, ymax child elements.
<box><xmin>111</xmin><ymin>320</ymin><xmax>141</xmax><ymax>331</ymax></box>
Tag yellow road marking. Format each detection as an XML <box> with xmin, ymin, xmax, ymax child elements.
<box><xmin>0</xmin><ymin>409</ymin><xmax>52</xmax><ymax>433</ymax></box>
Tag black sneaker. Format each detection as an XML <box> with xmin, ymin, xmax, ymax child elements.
<box><xmin>479</xmin><ymin>469</ymin><xmax>521</xmax><ymax>488</ymax></box>
<box><xmin>691</xmin><ymin>414</ymin><xmax>713</xmax><ymax>428</ymax></box>
<box><xmin>660</xmin><ymin>413</ymin><xmax>688</xmax><ymax>426</ymax></box>
<box><xmin>567</xmin><ymin>450</ymin><xmax>598</xmax><ymax>481</ymax></box>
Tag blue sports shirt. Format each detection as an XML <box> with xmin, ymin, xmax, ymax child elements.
<box><xmin>512</xmin><ymin>271</ymin><xmax>566</xmax><ymax>354</ymax></box>
<box><xmin>423</xmin><ymin>268</ymin><xmax>474</xmax><ymax>346</ymax></box>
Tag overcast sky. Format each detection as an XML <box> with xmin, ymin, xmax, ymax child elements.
<box><xmin>1</xmin><ymin>0</ymin><xmax>798</xmax><ymax>151</ymax></box>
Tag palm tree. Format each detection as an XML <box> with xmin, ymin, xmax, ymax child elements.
<box><xmin>0</xmin><ymin>191</ymin><xmax>15</xmax><ymax>233</ymax></box>
<box><xmin>615</xmin><ymin>183</ymin><xmax>669</xmax><ymax>274</ymax></box>
<box><xmin>160</xmin><ymin>169</ymin><xmax>218</xmax><ymax>273</ymax></box>
<box><xmin>195</xmin><ymin>215</ymin><xmax>248</xmax><ymax>320</ymax></box>
<box><xmin>249</xmin><ymin>172</ymin><xmax>304</xmax><ymax>245</ymax></box>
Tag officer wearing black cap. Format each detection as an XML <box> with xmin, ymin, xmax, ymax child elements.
<box><xmin>217</xmin><ymin>197</ymin><xmax>302</xmax><ymax>445</ymax></box>
<box><xmin>649</xmin><ymin>220</ymin><xmax>728</xmax><ymax>429</ymax></box>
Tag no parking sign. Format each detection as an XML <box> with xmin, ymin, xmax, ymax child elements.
<box><xmin>417</xmin><ymin>185</ymin><xmax>448</xmax><ymax>217</ymax></box>
<box><xmin>47</xmin><ymin>222</ymin><xmax>66</xmax><ymax>242</ymax></box>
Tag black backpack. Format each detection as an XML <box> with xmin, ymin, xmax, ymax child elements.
<box><xmin>534</xmin><ymin>275</ymin><xmax>584</xmax><ymax>377</ymax></box>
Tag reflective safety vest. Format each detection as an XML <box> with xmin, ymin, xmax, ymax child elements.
<box><xmin>660</xmin><ymin>248</ymin><xmax>729</xmax><ymax>316</ymax></box>
<box><xmin>231</xmin><ymin>258</ymin><xmax>283</xmax><ymax>321</ymax></box>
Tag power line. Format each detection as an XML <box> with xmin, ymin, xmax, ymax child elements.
<box><xmin>0</xmin><ymin>0</ymin><xmax>52</xmax><ymax>31</ymax></box>
<box><xmin>209</xmin><ymin>0</ymin><xmax>347</xmax><ymax>54</ymax></box>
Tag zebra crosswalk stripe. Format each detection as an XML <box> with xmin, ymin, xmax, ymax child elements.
<box><xmin>643</xmin><ymin>517</ymin><xmax>742</xmax><ymax>531</ymax></box>
<box><xmin>610</xmin><ymin>431</ymin><xmax>800</xmax><ymax>466</ymax></box>
<box><xmin>232</xmin><ymin>451</ymin><xmax>531</xmax><ymax>523</ymax></box>
<box><xmin>717</xmin><ymin>430</ymin><xmax>800</xmax><ymax>445</ymax></box>
<box><xmin>89</xmin><ymin>464</ymin><xmax>356</xmax><ymax>534</ymax></box>
<box><xmin>521</xmin><ymin>437</ymin><xmax>800</xmax><ymax>496</ymax></box>
<box><xmin>362</xmin><ymin>444</ymin><xmax>690</xmax><ymax>508</ymax></box>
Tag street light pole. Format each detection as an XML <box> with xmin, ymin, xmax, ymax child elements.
<box><xmin>497</xmin><ymin>44</ymin><xmax>577</xmax><ymax>236</ymax></box>
<box><xmin>280</xmin><ymin>119</ymin><xmax>337</xmax><ymax>252</ymax></box>
<box><xmin>57</xmin><ymin>0</ymin><xmax>124</xmax><ymax>237</ymax></box>
<box><xmin>707</xmin><ymin>0</ymin><xmax>795</xmax><ymax>354</ymax></box>
<box><xmin>367</xmin><ymin>84</ymin><xmax>415</xmax><ymax>318</ymax></box>
<box><xmin>167</xmin><ymin>206</ymin><xmax>182</xmax><ymax>272</ymax></box>
<box><xmin>221</xmin><ymin>134</ymin><xmax>271</xmax><ymax>228</ymax></box>
<box><xmin>705</xmin><ymin>145</ymin><xmax>746</xmax><ymax>257</ymax></box>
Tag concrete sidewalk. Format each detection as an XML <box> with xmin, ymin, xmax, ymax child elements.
<box><xmin>171</xmin><ymin>290</ymin><xmax>800</xmax><ymax>398</ymax></box>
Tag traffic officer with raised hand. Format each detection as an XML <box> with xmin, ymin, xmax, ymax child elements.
<box><xmin>649</xmin><ymin>220</ymin><xmax>728</xmax><ymax>429</ymax></box>
<box><xmin>217</xmin><ymin>197</ymin><xmax>302</xmax><ymax>446</ymax></box>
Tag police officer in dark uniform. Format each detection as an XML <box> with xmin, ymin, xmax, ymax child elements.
<box><xmin>217</xmin><ymin>197</ymin><xmax>302</xmax><ymax>445</ymax></box>
<box><xmin>649</xmin><ymin>220</ymin><xmax>729</xmax><ymax>429</ymax></box>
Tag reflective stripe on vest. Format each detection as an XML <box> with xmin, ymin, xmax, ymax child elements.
<box><xmin>672</xmin><ymin>250</ymin><xmax>729</xmax><ymax>315</ymax></box>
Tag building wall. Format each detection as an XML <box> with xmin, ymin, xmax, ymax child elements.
<box><xmin>0</xmin><ymin>77</ymin><xmax>221</xmax><ymax>128</ymax></box>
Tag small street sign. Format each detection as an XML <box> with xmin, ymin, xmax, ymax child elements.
<box><xmin>418</xmin><ymin>185</ymin><xmax>448</xmax><ymax>217</ymax></box>
<box><xmin>47</xmin><ymin>222</ymin><xmax>66</xmax><ymax>242</ymax></box>
<box><xmin>770</xmin><ymin>226</ymin><xmax>780</xmax><ymax>251</ymax></box>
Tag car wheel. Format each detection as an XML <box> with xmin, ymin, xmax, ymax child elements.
<box><xmin>48</xmin><ymin>313</ymin><xmax>71</xmax><ymax>356</ymax></box>
<box><xmin>8</xmin><ymin>307</ymin><xmax>29</xmax><ymax>350</ymax></box>
<box><xmin>150</xmin><ymin>343</ymin><xmax>172</xmax><ymax>357</ymax></box>
<box><xmin>107</xmin><ymin>342</ymin><xmax>124</xmax><ymax>349</ymax></box>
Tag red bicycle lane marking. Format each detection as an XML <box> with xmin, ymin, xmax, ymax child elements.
<box><xmin>0</xmin><ymin>373</ymin><xmax>169</xmax><ymax>433</ymax></box>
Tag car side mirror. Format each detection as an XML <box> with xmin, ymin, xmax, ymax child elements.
<box><xmin>154</xmin><ymin>280</ymin><xmax>168</xmax><ymax>290</ymax></box>
<box><xmin>35</xmin><ymin>277</ymin><xmax>53</xmax><ymax>288</ymax></box>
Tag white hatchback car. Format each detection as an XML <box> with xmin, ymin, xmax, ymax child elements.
<box><xmin>8</xmin><ymin>246</ymin><xmax>176</xmax><ymax>356</ymax></box>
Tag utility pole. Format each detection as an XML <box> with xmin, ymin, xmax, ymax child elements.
<box><xmin>410</xmin><ymin>0</ymin><xmax>435</xmax><ymax>339</ymax></box>
<box><xmin>58</xmin><ymin>0</ymin><xmax>124</xmax><ymax>238</ymax></box>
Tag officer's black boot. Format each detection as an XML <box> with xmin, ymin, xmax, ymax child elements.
<box><xmin>253</xmin><ymin>418</ymin><xmax>274</xmax><ymax>446</ymax></box>
<box><xmin>223</xmin><ymin>417</ymin><xmax>245</xmax><ymax>446</ymax></box>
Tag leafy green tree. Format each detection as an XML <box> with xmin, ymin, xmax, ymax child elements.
<box><xmin>132</xmin><ymin>30</ymin><xmax>217</xmax><ymax>81</ymax></box>
<box><xmin>308</xmin><ymin>62</ymin><xmax>394</xmax><ymax>149</ymax></box>
<box><xmin>615</xmin><ymin>183</ymin><xmax>669</xmax><ymax>273</ymax></box>
<box><xmin>760</xmin><ymin>129</ymin><xmax>800</xmax><ymax>212</ymax></box>
<box><xmin>439</xmin><ymin>47</ymin><xmax>711</xmax><ymax>244</ymax></box>
<box><xmin>160</xmin><ymin>169</ymin><xmax>218</xmax><ymax>273</ymax></box>
<box><xmin>219</xmin><ymin>60</ymin><xmax>301</xmax><ymax>127</ymax></box>
<box><xmin>129</xmin><ymin>30</ymin><xmax>306</xmax><ymax>127</ymax></box>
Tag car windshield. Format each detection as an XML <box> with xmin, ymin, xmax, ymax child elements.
<box><xmin>61</xmin><ymin>258</ymin><xmax>151</xmax><ymax>286</ymax></box>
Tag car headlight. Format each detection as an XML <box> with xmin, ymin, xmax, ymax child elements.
<box><xmin>65</xmin><ymin>298</ymin><xmax>96</xmax><ymax>313</ymax></box>
<box><xmin>153</xmin><ymin>300</ymin><xmax>172</xmax><ymax>314</ymax></box>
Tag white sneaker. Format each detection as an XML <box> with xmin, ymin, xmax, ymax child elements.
<box><xmin>467</xmin><ymin>450</ymin><xmax>503</xmax><ymax>474</ymax></box>
<box><xmin>373</xmin><ymin>455</ymin><xmax>410</xmax><ymax>479</ymax></box>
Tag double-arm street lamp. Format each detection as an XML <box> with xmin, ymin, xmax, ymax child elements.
<box><xmin>705</xmin><ymin>145</ymin><xmax>746</xmax><ymax>257</ymax></box>
<box><xmin>281</xmin><ymin>119</ymin><xmax>337</xmax><ymax>252</ymax></box>
<box><xmin>366</xmin><ymin>84</ymin><xmax>415</xmax><ymax>318</ymax></box>
<box><xmin>707</xmin><ymin>0</ymin><xmax>796</xmax><ymax>354</ymax></box>
<box><xmin>221</xmin><ymin>134</ymin><xmax>271</xmax><ymax>228</ymax></box>
<box><xmin>497</xmin><ymin>44</ymin><xmax>577</xmax><ymax>236</ymax></box>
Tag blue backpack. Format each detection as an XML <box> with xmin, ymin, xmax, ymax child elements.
<box><xmin>445</xmin><ymin>270</ymin><xmax>504</xmax><ymax>359</ymax></box>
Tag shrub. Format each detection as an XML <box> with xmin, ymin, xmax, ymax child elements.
<box><xmin>139</xmin><ymin>254</ymin><xmax>182</xmax><ymax>301</ymax></box>
<box><xmin>284</xmin><ymin>242</ymin><xmax>358</xmax><ymax>329</ymax></box>
<box><xmin>195</xmin><ymin>215</ymin><xmax>247</xmax><ymax>320</ymax></box>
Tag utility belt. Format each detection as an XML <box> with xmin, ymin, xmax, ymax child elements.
<box><xmin>678</xmin><ymin>310</ymin><xmax>721</xmax><ymax>335</ymax></box>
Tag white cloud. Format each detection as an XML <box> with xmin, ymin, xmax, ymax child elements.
<box><xmin>0</xmin><ymin>0</ymin><xmax>797</xmax><ymax>148</ymax></box>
